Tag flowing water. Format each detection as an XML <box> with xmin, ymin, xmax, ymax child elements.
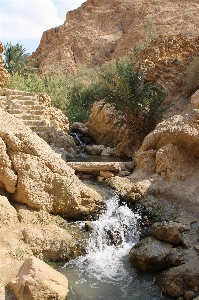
<box><xmin>55</xmin><ymin>180</ymin><xmax>171</xmax><ymax>300</ymax></box>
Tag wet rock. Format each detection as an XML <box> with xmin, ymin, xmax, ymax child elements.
<box><xmin>122</xmin><ymin>191</ymin><xmax>141</xmax><ymax>205</ymax></box>
<box><xmin>166</xmin><ymin>248</ymin><xmax>185</xmax><ymax>267</ymax></box>
<box><xmin>129</xmin><ymin>236</ymin><xmax>172</xmax><ymax>271</ymax></box>
<box><xmin>155</xmin><ymin>224</ymin><xmax>182</xmax><ymax>244</ymax></box>
<box><xmin>185</xmin><ymin>291</ymin><xmax>195</xmax><ymax>300</ymax></box>
<box><xmin>85</xmin><ymin>221</ymin><xmax>93</xmax><ymax>231</ymax></box>
<box><xmin>9</xmin><ymin>256</ymin><xmax>68</xmax><ymax>300</ymax></box>
<box><xmin>156</xmin><ymin>261</ymin><xmax>199</xmax><ymax>299</ymax></box>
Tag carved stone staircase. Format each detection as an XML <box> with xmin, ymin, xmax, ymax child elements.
<box><xmin>0</xmin><ymin>89</ymin><xmax>51</xmax><ymax>138</ymax></box>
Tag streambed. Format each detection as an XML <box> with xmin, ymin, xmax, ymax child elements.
<box><xmin>54</xmin><ymin>179</ymin><xmax>171</xmax><ymax>300</ymax></box>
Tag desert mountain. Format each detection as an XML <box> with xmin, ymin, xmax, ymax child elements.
<box><xmin>33</xmin><ymin>0</ymin><xmax>199</xmax><ymax>74</ymax></box>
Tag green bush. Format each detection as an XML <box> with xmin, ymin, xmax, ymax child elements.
<box><xmin>65</xmin><ymin>65</ymin><xmax>109</xmax><ymax>123</ymax></box>
<box><xmin>101</xmin><ymin>57</ymin><xmax>168</xmax><ymax>146</ymax></box>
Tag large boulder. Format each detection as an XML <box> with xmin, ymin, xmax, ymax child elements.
<box><xmin>87</xmin><ymin>101</ymin><xmax>125</xmax><ymax>147</ymax></box>
<box><xmin>131</xmin><ymin>107</ymin><xmax>199</xmax><ymax>205</ymax></box>
<box><xmin>22</xmin><ymin>225</ymin><xmax>78</xmax><ymax>261</ymax></box>
<box><xmin>156</xmin><ymin>261</ymin><xmax>199</xmax><ymax>299</ymax></box>
<box><xmin>9</xmin><ymin>256</ymin><xmax>68</xmax><ymax>300</ymax></box>
<box><xmin>129</xmin><ymin>236</ymin><xmax>172</xmax><ymax>271</ymax></box>
<box><xmin>0</xmin><ymin>108</ymin><xmax>102</xmax><ymax>218</ymax></box>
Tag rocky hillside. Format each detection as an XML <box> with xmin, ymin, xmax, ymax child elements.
<box><xmin>33</xmin><ymin>0</ymin><xmax>199</xmax><ymax>74</ymax></box>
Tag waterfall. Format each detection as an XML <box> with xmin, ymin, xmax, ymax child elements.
<box><xmin>63</xmin><ymin>194</ymin><xmax>142</xmax><ymax>298</ymax></box>
<box><xmin>57</xmin><ymin>187</ymin><xmax>171</xmax><ymax>299</ymax></box>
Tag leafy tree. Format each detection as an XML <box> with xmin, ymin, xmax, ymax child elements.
<box><xmin>102</xmin><ymin>57</ymin><xmax>168</xmax><ymax>147</ymax></box>
<box><xmin>3</xmin><ymin>42</ymin><xmax>36</xmax><ymax>75</ymax></box>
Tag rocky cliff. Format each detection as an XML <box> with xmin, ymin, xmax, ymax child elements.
<box><xmin>33</xmin><ymin>0</ymin><xmax>199</xmax><ymax>74</ymax></box>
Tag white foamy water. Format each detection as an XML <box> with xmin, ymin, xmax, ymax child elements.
<box><xmin>64</xmin><ymin>195</ymin><xmax>140</xmax><ymax>286</ymax></box>
<box><xmin>59</xmin><ymin>193</ymin><xmax>171</xmax><ymax>299</ymax></box>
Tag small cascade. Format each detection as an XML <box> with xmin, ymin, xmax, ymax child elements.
<box><xmin>70</xmin><ymin>132</ymin><xmax>87</xmax><ymax>158</ymax></box>
<box><xmin>60</xmin><ymin>194</ymin><xmax>143</xmax><ymax>299</ymax></box>
<box><xmin>54</xmin><ymin>181</ymin><xmax>171</xmax><ymax>299</ymax></box>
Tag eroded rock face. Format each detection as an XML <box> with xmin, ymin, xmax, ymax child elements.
<box><xmin>32</xmin><ymin>0</ymin><xmax>199</xmax><ymax>76</ymax></box>
<box><xmin>0</xmin><ymin>196</ymin><xmax>19</xmax><ymax>228</ymax></box>
<box><xmin>130</xmin><ymin>106</ymin><xmax>199</xmax><ymax>205</ymax></box>
<box><xmin>22</xmin><ymin>225</ymin><xmax>77</xmax><ymax>261</ymax></box>
<box><xmin>9</xmin><ymin>256</ymin><xmax>69</xmax><ymax>300</ymax></box>
<box><xmin>0</xmin><ymin>108</ymin><xmax>102</xmax><ymax>218</ymax></box>
<box><xmin>87</xmin><ymin>101</ymin><xmax>126</xmax><ymax>148</ymax></box>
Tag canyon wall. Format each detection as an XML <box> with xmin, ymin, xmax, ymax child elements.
<box><xmin>33</xmin><ymin>0</ymin><xmax>199</xmax><ymax>74</ymax></box>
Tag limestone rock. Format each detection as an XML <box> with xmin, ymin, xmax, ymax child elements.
<box><xmin>16</xmin><ymin>204</ymin><xmax>66</xmax><ymax>227</ymax></box>
<box><xmin>22</xmin><ymin>225</ymin><xmax>77</xmax><ymax>261</ymax></box>
<box><xmin>0</xmin><ymin>196</ymin><xmax>19</xmax><ymax>228</ymax></box>
<box><xmin>0</xmin><ymin>108</ymin><xmax>102</xmax><ymax>218</ymax></box>
<box><xmin>132</xmin><ymin>110</ymin><xmax>199</xmax><ymax>205</ymax></box>
<box><xmin>87</xmin><ymin>101</ymin><xmax>126</xmax><ymax>147</ymax></box>
<box><xmin>0</xmin><ymin>89</ymin><xmax>76</xmax><ymax>158</ymax></box>
<box><xmin>156</xmin><ymin>261</ymin><xmax>199</xmax><ymax>299</ymax></box>
<box><xmin>32</xmin><ymin>1</ymin><xmax>199</xmax><ymax>76</ymax></box>
<box><xmin>9</xmin><ymin>256</ymin><xmax>68</xmax><ymax>300</ymax></box>
<box><xmin>129</xmin><ymin>236</ymin><xmax>172</xmax><ymax>271</ymax></box>
<box><xmin>85</xmin><ymin>144</ymin><xmax>105</xmax><ymax>155</ymax></box>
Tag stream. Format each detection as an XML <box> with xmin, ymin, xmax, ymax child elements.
<box><xmin>55</xmin><ymin>179</ymin><xmax>171</xmax><ymax>300</ymax></box>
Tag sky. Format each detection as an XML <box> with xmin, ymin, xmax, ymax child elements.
<box><xmin>0</xmin><ymin>0</ymin><xmax>85</xmax><ymax>54</ymax></box>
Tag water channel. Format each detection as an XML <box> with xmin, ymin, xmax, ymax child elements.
<box><xmin>55</xmin><ymin>178</ymin><xmax>171</xmax><ymax>300</ymax></box>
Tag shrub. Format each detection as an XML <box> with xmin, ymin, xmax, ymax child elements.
<box><xmin>102</xmin><ymin>57</ymin><xmax>168</xmax><ymax>147</ymax></box>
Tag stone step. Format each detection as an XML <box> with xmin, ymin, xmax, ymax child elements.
<box><xmin>7</xmin><ymin>95</ymin><xmax>37</xmax><ymax>101</ymax></box>
<box><xmin>30</xmin><ymin>126</ymin><xmax>48</xmax><ymax>132</ymax></box>
<box><xmin>6</xmin><ymin>104</ymin><xmax>42</xmax><ymax>110</ymax></box>
<box><xmin>7</xmin><ymin>109</ymin><xmax>44</xmax><ymax>116</ymax></box>
<box><xmin>11</xmin><ymin>114</ymin><xmax>43</xmax><ymax>122</ymax></box>
<box><xmin>7</xmin><ymin>98</ymin><xmax>39</xmax><ymax>106</ymax></box>
<box><xmin>23</xmin><ymin>120</ymin><xmax>47</xmax><ymax>127</ymax></box>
